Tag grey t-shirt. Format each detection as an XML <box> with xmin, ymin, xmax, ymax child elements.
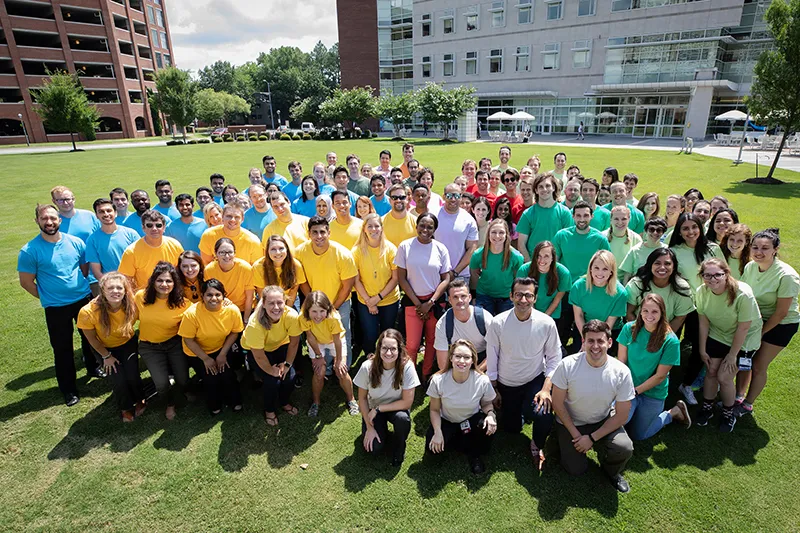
<box><xmin>426</xmin><ymin>369</ymin><xmax>496</xmax><ymax>423</ymax></box>
<box><xmin>551</xmin><ymin>352</ymin><xmax>635</xmax><ymax>426</ymax></box>
<box><xmin>433</xmin><ymin>306</ymin><xmax>493</xmax><ymax>353</ymax></box>
<box><xmin>353</xmin><ymin>358</ymin><xmax>420</xmax><ymax>410</ymax></box>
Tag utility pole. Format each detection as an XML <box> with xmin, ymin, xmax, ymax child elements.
<box><xmin>18</xmin><ymin>113</ymin><xmax>30</xmax><ymax>146</ymax></box>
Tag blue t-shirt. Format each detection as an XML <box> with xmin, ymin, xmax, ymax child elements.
<box><xmin>153</xmin><ymin>203</ymin><xmax>181</xmax><ymax>221</ymax></box>
<box><xmin>17</xmin><ymin>233</ymin><xmax>91</xmax><ymax>308</ymax></box>
<box><xmin>213</xmin><ymin>195</ymin><xmax>225</xmax><ymax>206</ymax></box>
<box><xmin>193</xmin><ymin>208</ymin><xmax>204</xmax><ymax>218</ymax></box>
<box><xmin>85</xmin><ymin>226</ymin><xmax>141</xmax><ymax>274</ymax></box>
<box><xmin>59</xmin><ymin>209</ymin><xmax>100</xmax><ymax>243</ymax></box>
<box><xmin>164</xmin><ymin>217</ymin><xmax>207</xmax><ymax>253</ymax></box>
<box><xmin>319</xmin><ymin>183</ymin><xmax>336</xmax><ymax>196</ymax></box>
<box><xmin>281</xmin><ymin>181</ymin><xmax>304</xmax><ymax>202</ymax></box>
<box><xmin>242</xmin><ymin>207</ymin><xmax>277</xmax><ymax>241</ymax></box>
<box><xmin>370</xmin><ymin>195</ymin><xmax>392</xmax><ymax>216</ymax></box>
<box><xmin>115</xmin><ymin>213</ymin><xmax>130</xmax><ymax>225</ymax></box>
<box><xmin>262</xmin><ymin>173</ymin><xmax>289</xmax><ymax>189</ymax></box>
<box><xmin>121</xmin><ymin>212</ymin><xmax>145</xmax><ymax>237</ymax></box>
<box><xmin>345</xmin><ymin>190</ymin><xmax>359</xmax><ymax>216</ymax></box>
<box><xmin>292</xmin><ymin>196</ymin><xmax>319</xmax><ymax>218</ymax></box>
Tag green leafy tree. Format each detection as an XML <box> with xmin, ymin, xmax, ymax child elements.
<box><xmin>416</xmin><ymin>83</ymin><xmax>477</xmax><ymax>140</ymax></box>
<box><xmin>220</xmin><ymin>93</ymin><xmax>251</xmax><ymax>124</ymax></box>
<box><xmin>145</xmin><ymin>87</ymin><xmax>163</xmax><ymax>136</ymax></box>
<box><xmin>31</xmin><ymin>70</ymin><xmax>99</xmax><ymax>151</ymax></box>
<box><xmin>377</xmin><ymin>91</ymin><xmax>418</xmax><ymax>137</ymax></box>
<box><xmin>745</xmin><ymin>0</ymin><xmax>800</xmax><ymax>182</ymax></box>
<box><xmin>154</xmin><ymin>67</ymin><xmax>197</xmax><ymax>142</ymax></box>
<box><xmin>319</xmin><ymin>86</ymin><xmax>377</xmax><ymax>128</ymax></box>
<box><xmin>194</xmin><ymin>88</ymin><xmax>225</xmax><ymax>124</ymax></box>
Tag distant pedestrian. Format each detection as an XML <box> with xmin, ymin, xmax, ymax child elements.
<box><xmin>577</xmin><ymin>121</ymin><xmax>585</xmax><ymax>141</ymax></box>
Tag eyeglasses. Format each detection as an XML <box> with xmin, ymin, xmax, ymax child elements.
<box><xmin>217</xmin><ymin>250</ymin><xmax>235</xmax><ymax>256</ymax></box>
<box><xmin>647</xmin><ymin>227</ymin><xmax>665</xmax><ymax>234</ymax></box>
<box><xmin>702</xmin><ymin>272</ymin><xmax>726</xmax><ymax>281</ymax></box>
<box><xmin>513</xmin><ymin>292</ymin><xmax>536</xmax><ymax>300</ymax></box>
<box><xmin>55</xmin><ymin>197</ymin><xmax>75</xmax><ymax>204</ymax></box>
<box><xmin>445</xmin><ymin>192</ymin><xmax>462</xmax><ymax>200</ymax></box>
<box><xmin>380</xmin><ymin>346</ymin><xmax>399</xmax><ymax>354</ymax></box>
<box><xmin>144</xmin><ymin>223</ymin><xmax>164</xmax><ymax>229</ymax></box>
<box><xmin>390</xmin><ymin>195</ymin><xmax>407</xmax><ymax>201</ymax></box>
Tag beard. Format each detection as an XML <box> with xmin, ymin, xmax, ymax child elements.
<box><xmin>39</xmin><ymin>223</ymin><xmax>59</xmax><ymax>235</ymax></box>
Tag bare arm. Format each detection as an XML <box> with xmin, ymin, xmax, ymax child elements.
<box><xmin>397</xmin><ymin>267</ymin><xmax>421</xmax><ymax>306</ymax></box>
<box><xmin>669</xmin><ymin>314</ymin><xmax>687</xmax><ymax>333</ymax></box>
<box><xmin>573</xmin><ymin>305</ymin><xmax>586</xmax><ymax>339</ymax></box>
<box><xmin>89</xmin><ymin>263</ymin><xmax>104</xmax><ymax>281</ymax></box>
<box><xmin>625</xmin><ymin>303</ymin><xmax>637</xmax><ymax>322</ymax></box>
<box><xmin>545</xmin><ymin>292</ymin><xmax>565</xmax><ymax>316</ymax></box>
<box><xmin>18</xmin><ymin>272</ymin><xmax>39</xmax><ymax>299</ymax></box>
<box><xmin>517</xmin><ymin>234</ymin><xmax>531</xmax><ymax>262</ymax></box>
<box><xmin>551</xmin><ymin>385</ymin><xmax>581</xmax><ymax>439</ymax></box>
<box><xmin>589</xmin><ymin>400</ymin><xmax>631</xmax><ymax>441</ymax></box>
<box><xmin>299</xmin><ymin>281</ymin><xmax>311</xmax><ymax>297</ymax></box>
<box><xmin>454</xmin><ymin>240</ymin><xmax>478</xmax><ymax>275</ymax></box>
<box><xmin>633</xmin><ymin>364</ymin><xmax>672</xmax><ymax>396</ymax></box>
<box><xmin>374</xmin><ymin>387</ymin><xmax>415</xmax><ymax>413</ymax></box>
<box><xmin>469</xmin><ymin>267</ymin><xmax>480</xmax><ymax>291</ymax></box>
<box><xmin>243</xmin><ymin>289</ymin><xmax>254</xmax><ymax>324</ymax></box>
<box><xmin>332</xmin><ymin>277</ymin><xmax>355</xmax><ymax>310</ymax></box>
<box><xmin>762</xmin><ymin>297</ymin><xmax>791</xmax><ymax>336</ymax></box>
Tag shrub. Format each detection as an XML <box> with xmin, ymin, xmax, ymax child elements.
<box><xmin>292</xmin><ymin>132</ymin><xmax>302</xmax><ymax>140</ymax></box>
<box><xmin>258</xmin><ymin>134</ymin><xmax>268</xmax><ymax>141</ymax></box>
<box><xmin>187</xmin><ymin>139</ymin><xmax>198</xmax><ymax>145</ymax></box>
<box><xmin>280</xmin><ymin>133</ymin><xmax>292</xmax><ymax>141</ymax></box>
<box><xmin>372</xmin><ymin>133</ymin><xmax>378</xmax><ymax>138</ymax></box>
<box><xmin>222</xmin><ymin>133</ymin><xmax>232</xmax><ymax>140</ymax></box>
<box><xmin>165</xmin><ymin>140</ymin><xmax>184</xmax><ymax>146</ymax></box>
<box><xmin>362</xmin><ymin>129</ymin><xmax>371</xmax><ymax>139</ymax></box>
<box><xmin>248</xmin><ymin>134</ymin><xmax>258</xmax><ymax>141</ymax></box>
<box><xmin>198</xmin><ymin>138</ymin><xmax>211</xmax><ymax>144</ymax></box>
<box><xmin>391</xmin><ymin>136</ymin><xmax>404</xmax><ymax>141</ymax></box>
<box><xmin>223</xmin><ymin>137</ymin><xmax>234</xmax><ymax>142</ymax></box>
<box><xmin>235</xmin><ymin>134</ymin><xmax>245</xmax><ymax>141</ymax></box>
<box><xmin>211</xmin><ymin>136</ymin><xmax>223</xmax><ymax>143</ymax></box>
<box><xmin>302</xmin><ymin>133</ymin><xmax>311</xmax><ymax>140</ymax></box>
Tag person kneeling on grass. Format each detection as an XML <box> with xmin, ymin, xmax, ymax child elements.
<box><xmin>353</xmin><ymin>329</ymin><xmax>420</xmax><ymax>466</ymax></box>
<box><xmin>300</xmin><ymin>291</ymin><xmax>359</xmax><ymax>417</ymax></box>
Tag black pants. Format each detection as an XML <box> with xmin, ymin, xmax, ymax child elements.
<box><xmin>139</xmin><ymin>336</ymin><xmax>189</xmax><ymax>407</ymax></box>
<box><xmin>43</xmin><ymin>295</ymin><xmax>99</xmax><ymax>398</ymax></box>
<box><xmin>681</xmin><ymin>311</ymin><xmax>702</xmax><ymax>386</ymax></box>
<box><xmin>497</xmin><ymin>373</ymin><xmax>554</xmax><ymax>449</ymax></box>
<box><xmin>361</xmin><ymin>409</ymin><xmax>412</xmax><ymax>460</ymax></box>
<box><xmin>107</xmin><ymin>337</ymin><xmax>144</xmax><ymax>411</ymax></box>
<box><xmin>425</xmin><ymin>411</ymin><xmax>493</xmax><ymax>459</ymax></box>
<box><xmin>248</xmin><ymin>345</ymin><xmax>296</xmax><ymax>413</ymax></box>
<box><xmin>193</xmin><ymin>350</ymin><xmax>242</xmax><ymax>413</ymax></box>
<box><xmin>560</xmin><ymin>295</ymin><xmax>581</xmax><ymax>354</ymax></box>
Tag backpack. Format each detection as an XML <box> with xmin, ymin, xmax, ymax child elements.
<box><xmin>445</xmin><ymin>306</ymin><xmax>486</xmax><ymax>345</ymax></box>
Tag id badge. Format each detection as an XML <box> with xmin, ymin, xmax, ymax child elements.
<box><xmin>738</xmin><ymin>354</ymin><xmax>753</xmax><ymax>371</ymax></box>
<box><xmin>460</xmin><ymin>420</ymin><xmax>471</xmax><ymax>434</ymax></box>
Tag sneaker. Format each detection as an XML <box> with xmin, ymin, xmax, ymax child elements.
<box><xmin>347</xmin><ymin>400</ymin><xmax>359</xmax><ymax>416</ymax></box>
<box><xmin>719</xmin><ymin>413</ymin><xmax>737</xmax><ymax>433</ymax></box>
<box><xmin>734</xmin><ymin>402</ymin><xmax>753</xmax><ymax>418</ymax></box>
<box><xmin>88</xmin><ymin>368</ymin><xmax>107</xmax><ymax>379</ymax></box>
<box><xmin>678</xmin><ymin>384</ymin><xmax>698</xmax><ymax>406</ymax></box>
<box><xmin>307</xmin><ymin>403</ymin><xmax>320</xmax><ymax>417</ymax></box>
<box><xmin>695</xmin><ymin>407</ymin><xmax>714</xmax><ymax>427</ymax></box>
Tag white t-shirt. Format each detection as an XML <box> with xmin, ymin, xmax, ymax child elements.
<box><xmin>435</xmin><ymin>209</ymin><xmax>479</xmax><ymax>277</ymax></box>
<box><xmin>551</xmin><ymin>353</ymin><xmax>635</xmax><ymax>426</ymax></box>
<box><xmin>353</xmin><ymin>358</ymin><xmax>420</xmax><ymax>410</ymax></box>
<box><xmin>426</xmin><ymin>370</ymin><xmax>496</xmax><ymax>423</ymax></box>
<box><xmin>394</xmin><ymin>238</ymin><xmax>451</xmax><ymax>295</ymax></box>
<box><xmin>485</xmin><ymin>309</ymin><xmax>563</xmax><ymax>386</ymax></box>
<box><xmin>433</xmin><ymin>306</ymin><xmax>493</xmax><ymax>353</ymax></box>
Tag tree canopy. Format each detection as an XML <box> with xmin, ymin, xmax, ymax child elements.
<box><xmin>32</xmin><ymin>71</ymin><xmax>99</xmax><ymax>151</ymax></box>
<box><xmin>416</xmin><ymin>83</ymin><xmax>477</xmax><ymax>140</ymax></box>
<box><xmin>154</xmin><ymin>67</ymin><xmax>197</xmax><ymax>141</ymax></box>
<box><xmin>377</xmin><ymin>92</ymin><xmax>418</xmax><ymax>137</ymax></box>
<box><xmin>318</xmin><ymin>87</ymin><xmax>378</xmax><ymax>127</ymax></box>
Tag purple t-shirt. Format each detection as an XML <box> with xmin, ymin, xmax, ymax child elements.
<box><xmin>394</xmin><ymin>238</ymin><xmax>451</xmax><ymax>296</ymax></box>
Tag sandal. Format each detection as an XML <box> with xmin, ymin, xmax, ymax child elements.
<box><xmin>282</xmin><ymin>405</ymin><xmax>299</xmax><ymax>416</ymax></box>
<box><xmin>122</xmin><ymin>410</ymin><xmax>135</xmax><ymax>423</ymax></box>
<box><xmin>530</xmin><ymin>441</ymin><xmax>545</xmax><ymax>472</ymax></box>
<box><xmin>134</xmin><ymin>400</ymin><xmax>147</xmax><ymax>418</ymax></box>
<box><xmin>264</xmin><ymin>412</ymin><xmax>279</xmax><ymax>426</ymax></box>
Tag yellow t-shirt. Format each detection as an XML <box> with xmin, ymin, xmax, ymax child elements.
<box><xmin>262</xmin><ymin>216</ymin><xmax>310</xmax><ymax>252</ymax></box>
<box><xmin>183</xmin><ymin>279</ymin><xmax>201</xmax><ymax>303</ymax></box>
<box><xmin>351</xmin><ymin>242</ymin><xmax>401</xmax><ymax>305</ymax></box>
<box><xmin>118</xmin><ymin>237</ymin><xmax>184</xmax><ymax>289</ymax></box>
<box><xmin>294</xmin><ymin>241</ymin><xmax>357</xmax><ymax>301</ymax></box>
<box><xmin>199</xmin><ymin>226</ymin><xmax>263</xmax><ymax>265</ymax></box>
<box><xmin>134</xmin><ymin>289</ymin><xmax>191</xmax><ymax>343</ymax></box>
<box><xmin>298</xmin><ymin>312</ymin><xmax>345</xmax><ymax>345</ymax></box>
<box><xmin>205</xmin><ymin>258</ymin><xmax>255</xmax><ymax>312</ymax></box>
<box><xmin>329</xmin><ymin>217</ymin><xmax>364</xmax><ymax>251</ymax></box>
<box><xmin>240</xmin><ymin>307</ymin><xmax>303</xmax><ymax>352</ymax></box>
<box><xmin>382</xmin><ymin>211</ymin><xmax>417</xmax><ymax>247</ymax></box>
<box><xmin>178</xmin><ymin>302</ymin><xmax>244</xmax><ymax>356</ymax></box>
<box><xmin>77</xmin><ymin>301</ymin><xmax>136</xmax><ymax>348</ymax></box>
<box><xmin>252</xmin><ymin>257</ymin><xmax>306</xmax><ymax>293</ymax></box>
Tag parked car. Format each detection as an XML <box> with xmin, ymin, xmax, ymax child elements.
<box><xmin>211</xmin><ymin>127</ymin><xmax>228</xmax><ymax>136</ymax></box>
<box><xmin>276</xmin><ymin>125</ymin><xmax>290</xmax><ymax>133</ymax></box>
<box><xmin>301</xmin><ymin>122</ymin><xmax>316</xmax><ymax>133</ymax></box>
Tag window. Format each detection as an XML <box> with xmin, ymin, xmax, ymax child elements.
<box><xmin>465</xmin><ymin>51</ymin><xmax>478</xmax><ymax>74</ymax></box>
<box><xmin>545</xmin><ymin>0</ymin><xmax>562</xmax><ymax>20</ymax></box>
<box><xmin>420</xmin><ymin>13</ymin><xmax>432</xmax><ymax>37</ymax></box>
<box><xmin>542</xmin><ymin>42</ymin><xmax>560</xmax><ymax>70</ymax></box>
<box><xmin>146</xmin><ymin>6</ymin><xmax>155</xmax><ymax>24</ymax></box>
<box><xmin>442</xmin><ymin>9</ymin><xmax>455</xmax><ymax>34</ymax></box>
<box><xmin>156</xmin><ymin>9</ymin><xmax>164</xmax><ymax>28</ymax></box>
<box><xmin>489</xmin><ymin>48</ymin><xmax>503</xmax><ymax>73</ymax></box>
<box><xmin>517</xmin><ymin>0</ymin><xmax>532</xmax><ymax>24</ymax></box>
<box><xmin>160</xmin><ymin>32</ymin><xmax>168</xmax><ymax>49</ymax></box>
<box><xmin>489</xmin><ymin>1</ymin><xmax>505</xmax><ymax>27</ymax></box>
<box><xmin>442</xmin><ymin>53</ymin><xmax>455</xmax><ymax>76</ymax></box>
<box><xmin>465</xmin><ymin>6</ymin><xmax>479</xmax><ymax>31</ymax></box>
<box><xmin>155</xmin><ymin>52</ymin><xmax>162</xmax><ymax>68</ymax></box>
<box><xmin>578</xmin><ymin>0</ymin><xmax>596</xmax><ymax>16</ymax></box>
<box><xmin>421</xmin><ymin>56</ymin><xmax>432</xmax><ymax>78</ymax></box>
<box><xmin>163</xmin><ymin>54</ymin><xmax>171</xmax><ymax>67</ymax></box>
<box><xmin>572</xmin><ymin>40</ymin><xmax>592</xmax><ymax>68</ymax></box>
<box><xmin>515</xmin><ymin>45</ymin><xmax>530</xmax><ymax>71</ymax></box>
<box><xmin>150</xmin><ymin>29</ymin><xmax>159</xmax><ymax>48</ymax></box>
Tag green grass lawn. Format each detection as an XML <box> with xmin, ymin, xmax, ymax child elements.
<box><xmin>1</xmin><ymin>139</ymin><xmax>799</xmax><ymax>532</ymax></box>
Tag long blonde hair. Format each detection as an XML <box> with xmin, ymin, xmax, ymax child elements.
<box><xmin>481</xmin><ymin>218</ymin><xmax>512</xmax><ymax>270</ymax></box>
<box><xmin>93</xmin><ymin>272</ymin><xmax>136</xmax><ymax>339</ymax></box>
<box><xmin>586</xmin><ymin>250</ymin><xmax>619</xmax><ymax>296</ymax></box>
<box><xmin>356</xmin><ymin>213</ymin><xmax>388</xmax><ymax>258</ymax></box>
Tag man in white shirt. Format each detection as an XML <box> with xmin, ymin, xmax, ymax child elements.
<box><xmin>434</xmin><ymin>279</ymin><xmax>493</xmax><ymax>371</ymax></box>
<box><xmin>435</xmin><ymin>184</ymin><xmax>478</xmax><ymax>281</ymax></box>
<box><xmin>551</xmin><ymin>320</ymin><xmax>635</xmax><ymax>493</ymax></box>
<box><xmin>486</xmin><ymin>277</ymin><xmax>562</xmax><ymax>469</ymax></box>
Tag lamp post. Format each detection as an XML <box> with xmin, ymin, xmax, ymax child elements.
<box><xmin>277</xmin><ymin>109</ymin><xmax>281</xmax><ymax>128</ymax></box>
<box><xmin>18</xmin><ymin>113</ymin><xmax>30</xmax><ymax>146</ymax></box>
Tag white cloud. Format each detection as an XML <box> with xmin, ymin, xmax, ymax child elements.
<box><xmin>165</xmin><ymin>0</ymin><xmax>338</xmax><ymax>72</ymax></box>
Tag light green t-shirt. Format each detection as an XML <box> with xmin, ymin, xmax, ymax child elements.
<box><xmin>553</xmin><ymin>227</ymin><xmax>611</xmax><ymax>280</ymax></box>
<box><xmin>620</xmin><ymin>241</ymin><xmax>667</xmax><ymax>277</ymax></box>
<box><xmin>670</xmin><ymin>242</ymin><xmax>725</xmax><ymax>292</ymax></box>
<box><xmin>727</xmin><ymin>256</ymin><xmax>742</xmax><ymax>280</ymax></box>
<box><xmin>517</xmin><ymin>203</ymin><xmax>574</xmax><ymax>256</ymax></box>
<box><xmin>603</xmin><ymin>203</ymin><xmax>646</xmax><ymax>234</ymax></box>
<box><xmin>607</xmin><ymin>231</ymin><xmax>642</xmax><ymax>269</ymax></box>
<box><xmin>625</xmin><ymin>276</ymin><xmax>695</xmax><ymax>322</ymax></box>
<box><xmin>470</xmin><ymin>246</ymin><xmax>525</xmax><ymax>298</ymax></box>
<box><xmin>517</xmin><ymin>261</ymin><xmax>571</xmax><ymax>319</ymax></box>
<box><xmin>590</xmin><ymin>206</ymin><xmax>612</xmax><ymax>232</ymax></box>
<box><xmin>741</xmin><ymin>259</ymin><xmax>800</xmax><ymax>324</ymax></box>
<box><xmin>569</xmin><ymin>276</ymin><xmax>628</xmax><ymax>323</ymax></box>
<box><xmin>695</xmin><ymin>282</ymin><xmax>763</xmax><ymax>352</ymax></box>
<box><xmin>617</xmin><ymin>322</ymin><xmax>681</xmax><ymax>400</ymax></box>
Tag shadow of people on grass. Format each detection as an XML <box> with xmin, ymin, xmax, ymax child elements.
<box><xmin>5</xmin><ymin>367</ymin><xmax>57</xmax><ymax>391</ymax></box>
<box><xmin>723</xmin><ymin>180</ymin><xmax>800</xmax><ymax>199</ymax></box>
<box><xmin>332</xmin><ymin>435</ymin><xmax>402</xmax><ymax>492</ymax></box>
<box><xmin>0</xmin><ymin>375</ymin><xmax>110</xmax><ymax>423</ymax></box>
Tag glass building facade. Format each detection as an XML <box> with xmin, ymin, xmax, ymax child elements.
<box><xmin>378</xmin><ymin>0</ymin><xmax>414</xmax><ymax>95</ymax></box>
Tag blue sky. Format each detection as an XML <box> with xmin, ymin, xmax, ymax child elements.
<box><xmin>166</xmin><ymin>0</ymin><xmax>338</xmax><ymax>72</ymax></box>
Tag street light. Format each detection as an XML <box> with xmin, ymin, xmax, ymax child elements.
<box><xmin>18</xmin><ymin>113</ymin><xmax>30</xmax><ymax>146</ymax></box>
<box><xmin>277</xmin><ymin>109</ymin><xmax>281</xmax><ymax>128</ymax></box>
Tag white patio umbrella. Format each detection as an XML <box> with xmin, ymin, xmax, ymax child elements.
<box><xmin>714</xmin><ymin>110</ymin><xmax>747</xmax><ymax>121</ymax></box>
<box><xmin>509</xmin><ymin>111</ymin><xmax>535</xmax><ymax>133</ymax></box>
<box><xmin>597</xmin><ymin>111</ymin><xmax>617</xmax><ymax>119</ymax></box>
<box><xmin>487</xmin><ymin>111</ymin><xmax>512</xmax><ymax>120</ymax></box>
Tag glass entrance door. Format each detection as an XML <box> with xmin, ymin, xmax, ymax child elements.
<box><xmin>633</xmin><ymin>107</ymin><xmax>659</xmax><ymax>137</ymax></box>
<box><xmin>633</xmin><ymin>106</ymin><xmax>687</xmax><ymax>138</ymax></box>
<box><xmin>541</xmin><ymin>107</ymin><xmax>553</xmax><ymax>135</ymax></box>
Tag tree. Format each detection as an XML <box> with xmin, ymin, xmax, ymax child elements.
<box><xmin>194</xmin><ymin>88</ymin><xmax>225</xmax><ymax>124</ymax></box>
<box><xmin>31</xmin><ymin>70</ymin><xmax>99</xmax><ymax>151</ymax></box>
<box><xmin>416</xmin><ymin>83</ymin><xmax>477</xmax><ymax>140</ymax></box>
<box><xmin>745</xmin><ymin>0</ymin><xmax>800</xmax><ymax>182</ymax></box>
<box><xmin>154</xmin><ymin>67</ymin><xmax>197</xmax><ymax>142</ymax></box>
<box><xmin>319</xmin><ymin>86</ymin><xmax>377</xmax><ymax>128</ymax></box>
<box><xmin>377</xmin><ymin>91</ymin><xmax>418</xmax><ymax>137</ymax></box>
<box><xmin>220</xmin><ymin>92</ymin><xmax>251</xmax><ymax>124</ymax></box>
<box><xmin>198</xmin><ymin>60</ymin><xmax>257</xmax><ymax>106</ymax></box>
<box><xmin>145</xmin><ymin>87</ymin><xmax>163</xmax><ymax>136</ymax></box>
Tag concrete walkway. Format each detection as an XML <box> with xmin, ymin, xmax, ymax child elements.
<box><xmin>0</xmin><ymin>139</ymin><xmax>169</xmax><ymax>155</ymax></box>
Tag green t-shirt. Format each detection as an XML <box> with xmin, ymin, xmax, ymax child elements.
<box><xmin>470</xmin><ymin>246</ymin><xmax>525</xmax><ymax>298</ymax></box>
<box><xmin>695</xmin><ymin>282</ymin><xmax>763</xmax><ymax>352</ymax></box>
<box><xmin>616</xmin><ymin>322</ymin><xmax>681</xmax><ymax>400</ymax></box>
<box><xmin>517</xmin><ymin>261</ymin><xmax>571</xmax><ymax>319</ymax></box>
<box><xmin>553</xmin><ymin>227</ymin><xmax>611</xmax><ymax>280</ymax></box>
<box><xmin>607</xmin><ymin>231</ymin><xmax>642</xmax><ymax>269</ymax></box>
<box><xmin>727</xmin><ymin>256</ymin><xmax>742</xmax><ymax>280</ymax></box>
<box><xmin>602</xmin><ymin>203</ymin><xmax>646</xmax><ymax>234</ymax></box>
<box><xmin>569</xmin><ymin>276</ymin><xmax>628</xmax><ymax>322</ymax></box>
<box><xmin>517</xmin><ymin>203</ymin><xmax>573</xmax><ymax>256</ymax></box>
<box><xmin>670</xmin><ymin>242</ymin><xmax>725</xmax><ymax>292</ymax></box>
<box><xmin>625</xmin><ymin>277</ymin><xmax>695</xmax><ymax>322</ymax></box>
<box><xmin>741</xmin><ymin>259</ymin><xmax>800</xmax><ymax>324</ymax></box>
<box><xmin>620</xmin><ymin>241</ymin><xmax>667</xmax><ymax>277</ymax></box>
<box><xmin>590</xmin><ymin>206</ymin><xmax>611</xmax><ymax>232</ymax></box>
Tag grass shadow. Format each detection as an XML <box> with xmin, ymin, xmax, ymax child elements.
<box><xmin>405</xmin><ymin>451</ymin><xmax>492</xmax><ymax>498</ymax></box>
<box><xmin>5</xmin><ymin>367</ymin><xmax>58</xmax><ymax>391</ymax></box>
<box><xmin>332</xmin><ymin>435</ymin><xmax>402</xmax><ymax>492</ymax></box>
<box><xmin>0</xmin><ymin>375</ymin><xmax>110</xmax><ymax>423</ymax></box>
<box><xmin>723</xmin><ymin>181</ymin><xmax>800</xmax><ymax>199</ymax></box>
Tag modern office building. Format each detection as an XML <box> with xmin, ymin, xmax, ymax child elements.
<box><xmin>338</xmin><ymin>0</ymin><xmax>772</xmax><ymax>139</ymax></box>
<box><xmin>0</xmin><ymin>0</ymin><xmax>175</xmax><ymax>144</ymax></box>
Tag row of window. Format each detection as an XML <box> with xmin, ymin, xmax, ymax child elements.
<box><xmin>149</xmin><ymin>28</ymin><xmax>169</xmax><ymax>49</ymax></box>
<box><xmin>146</xmin><ymin>5</ymin><xmax>165</xmax><ymax>28</ymax></box>
<box><xmin>420</xmin><ymin>41</ymin><xmax>591</xmax><ymax>77</ymax></box>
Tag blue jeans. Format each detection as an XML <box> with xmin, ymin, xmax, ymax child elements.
<box><xmin>625</xmin><ymin>394</ymin><xmax>672</xmax><ymax>440</ymax></box>
<box><xmin>475</xmin><ymin>294</ymin><xmax>513</xmax><ymax>316</ymax></box>
<box><xmin>356</xmin><ymin>300</ymin><xmax>400</xmax><ymax>355</ymax></box>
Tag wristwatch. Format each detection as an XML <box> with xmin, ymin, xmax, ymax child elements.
<box><xmin>375</xmin><ymin>406</ymin><xmax>380</xmax><ymax>414</ymax></box>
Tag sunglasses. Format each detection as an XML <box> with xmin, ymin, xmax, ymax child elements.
<box><xmin>144</xmin><ymin>223</ymin><xmax>164</xmax><ymax>229</ymax></box>
<box><xmin>390</xmin><ymin>195</ymin><xmax>407</xmax><ymax>201</ymax></box>
<box><xmin>503</xmin><ymin>177</ymin><xmax>519</xmax><ymax>183</ymax></box>
<box><xmin>445</xmin><ymin>192</ymin><xmax>462</xmax><ymax>200</ymax></box>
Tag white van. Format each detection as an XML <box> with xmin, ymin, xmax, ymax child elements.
<box><xmin>301</xmin><ymin>122</ymin><xmax>315</xmax><ymax>133</ymax></box>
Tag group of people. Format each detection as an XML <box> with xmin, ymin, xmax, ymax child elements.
<box><xmin>17</xmin><ymin>144</ymin><xmax>799</xmax><ymax>493</ymax></box>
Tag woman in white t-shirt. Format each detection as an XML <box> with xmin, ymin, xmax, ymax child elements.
<box><xmin>426</xmin><ymin>340</ymin><xmax>497</xmax><ymax>475</ymax></box>
<box><xmin>353</xmin><ymin>329</ymin><xmax>420</xmax><ymax>466</ymax></box>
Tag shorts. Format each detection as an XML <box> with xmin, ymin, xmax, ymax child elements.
<box><xmin>706</xmin><ymin>337</ymin><xmax>756</xmax><ymax>360</ymax></box>
<box><xmin>308</xmin><ymin>340</ymin><xmax>350</xmax><ymax>376</ymax></box>
<box><xmin>761</xmin><ymin>322</ymin><xmax>799</xmax><ymax>348</ymax></box>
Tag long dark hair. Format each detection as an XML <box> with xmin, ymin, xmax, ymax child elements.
<box><xmin>369</xmin><ymin>329</ymin><xmax>408</xmax><ymax>390</ymax></box>
<box><xmin>492</xmin><ymin>196</ymin><xmax>514</xmax><ymax>232</ymax></box>
<box><xmin>631</xmin><ymin>293</ymin><xmax>671</xmax><ymax>353</ymax></box>
<box><xmin>632</xmin><ymin>247</ymin><xmax>692</xmax><ymax>298</ymax></box>
<box><xmin>669</xmin><ymin>213</ymin><xmax>713</xmax><ymax>264</ymax></box>
<box><xmin>532</xmin><ymin>241</ymin><xmax>559</xmax><ymax>296</ymax></box>
<box><xmin>300</xmin><ymin>175</ymin><xmax>319</xmax><ymax>202</ymax></box>
<box><xmin>262</xmin><ymin>235</ymin><xmax>297</xmax><ymax>290</ymax></box>
<box><xmin>177</xmin><ymin>250</ymin><xmax>205</xmax><ymax>288</ymax></box>
<box><xmin>705</xmin><ymin>208</ymin><xmax>739</xmax><ymax>243</ymax></box>
<box><xmin>143</xmin><ymin>261</ymin><xmax>185</xmax><ymax>308</ymax></box>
